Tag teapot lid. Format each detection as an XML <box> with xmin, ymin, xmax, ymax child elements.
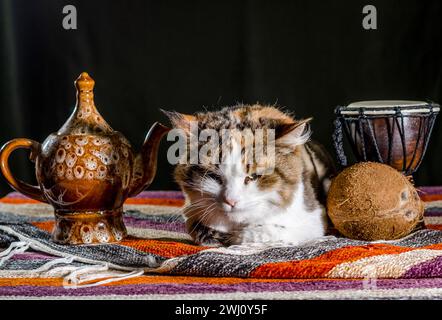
<box><xmin>58</xmin><ymin>72</ymin><xmax>114</xmax><ymax>135</ymax></box>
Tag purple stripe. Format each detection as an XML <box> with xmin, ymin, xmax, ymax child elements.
<box><xmin>1</xmin><ymin>278</ymin><xmax>442</xmax><ymax>297</ymax></box>
<box><xmin>418</xmin><ymin>186</ymin><xmax>442</xmax><ymax>196</ymax></box>
<box><xmin>12</xmin><ymin>252</ymin><xmax>55</xmax><ymax>261</ymax></box>
<box><xmin>424</xmin><ymin>210</ymin><xmax>442</xmax><ymax>217</ymax></box>
<box><xmin>123</xmin><ymin>217</ymin><xmax>186</xmax><ymax>233</ymax></box>
<box><xmin>8</xmin><ymin>188</ymin><xmax>441</xmax><ymax>201</ymax></box>
<box><xmin>7</xmin><ymin>187</ymin><xmax>442</xmax><ymax>201</ymax></box>
<box><xmin>4</xmin><ymin>192</ymin><xmax>31</xmax><ymax>199</ymax></box>
<box><xmin>132</xmin><ymin>191</ymin><xmax>184</xmax><ymax>200</ymax></box>
<box><xmin>403</xmin><ymin>256</ymin><xmax>442</xmax><ymax>278</ymax></box>
<box><xmin>3</xmin><ymin>191</ymin><xmax>184</xmax><ymax>200</ymax></box>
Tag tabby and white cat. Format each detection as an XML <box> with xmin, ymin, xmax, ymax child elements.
<box><xmin>165</xmin><ymin>104</ymin><xmax>335</xmax><ymax>246</ymax></box>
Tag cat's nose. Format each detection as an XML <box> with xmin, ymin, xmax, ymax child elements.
<box><xmin>223</xmin><ymin>197</ymin><xmax>237</xmax><ymax>208</ymax></box>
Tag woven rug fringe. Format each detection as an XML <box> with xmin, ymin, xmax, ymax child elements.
<box><xmin>0</xmin><ymin>225</ymin><xmax>151</xmax><ymax>271</ymax></box>
<box><xmin>63</xmin><ymin>264</ymin><xmax>145</xmax><ymax>289</ymax></box>
<box><xmin>0</xmin><ymin>226</ymin><xmax>147</xmax><ymax>289</ymax></box>
<box><xmin>0</xmin><ymin>241</ymin><xmax>30</xmax><ymax>267</ymax></box>
<box><xmin>35</xmin><ymin>256</ymin><xmax>75</xmax><ymax>273</ymax></box>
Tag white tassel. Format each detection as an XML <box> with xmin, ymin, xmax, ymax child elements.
<box><xmin>63</xmin><ymin>263</ymin><xmax>144</xmax><ymax>289</ymax></box>
<box><xmin>34</xmin><ymin>256</ymin><xmax>75</xmax><ymax>273</ymax></box>
<box><xmin>1</xmin><ymin>237</ymin><xmax>145</xmax><ymax>288</ymax></box>
<box><xmin>0</xmin><ymin>241</ymin><xmax>30</xmax><ymax>267</ymax></box>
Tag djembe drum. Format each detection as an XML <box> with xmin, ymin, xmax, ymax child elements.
<box><xmin>333</xmin><ymin>100</ymin><xmax>440</xmax><ymax>176</ymax></box>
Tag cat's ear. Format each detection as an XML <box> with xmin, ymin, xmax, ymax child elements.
<box><xmin>275</xmin><ymin>118</ymin><xmax>312</xmax><ymax>147</ymax></box>
<box><xmin>161</xmin><ymin>109</ymin><xmax>197</xmax><ymax>134</ymax></box>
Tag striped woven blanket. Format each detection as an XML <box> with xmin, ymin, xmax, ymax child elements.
<box><xmin>1</xmin><ymin>188</ymin><xmax>442</xmax><ymax>300</ymax></box>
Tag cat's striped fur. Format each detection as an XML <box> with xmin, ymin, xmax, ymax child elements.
<box><xmin>165</xmin><ymin>104</ymin><xmax>335</xmax><ymax>246</ymax></box>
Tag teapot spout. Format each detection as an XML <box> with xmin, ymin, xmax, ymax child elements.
<box><xmin>129</xmin><ymin>122</ymin><xmax>170</xmax><ymax>197</ymax></box>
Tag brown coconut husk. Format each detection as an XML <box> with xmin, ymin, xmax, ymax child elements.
<box><xmin>327</xmin><ymin>162</ymin><xmax>424</xmax><ymax>241</ymax></box>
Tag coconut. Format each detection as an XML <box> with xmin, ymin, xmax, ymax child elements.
<box><xmin>327</xmin><ymin>162</ymin><xmax>424</xmax><ymax>241</ymax></box>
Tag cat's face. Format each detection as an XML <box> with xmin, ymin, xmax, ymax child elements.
<box><xmin>166</xmin><ymin>105</ymin><xmax>311</xmax><ymax>225</ymax></box>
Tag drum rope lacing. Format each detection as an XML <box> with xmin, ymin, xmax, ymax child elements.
<box><xmin>333</xmin><ymin>102</ymin><xmax>439</xmax><ymax>176</ymax></box>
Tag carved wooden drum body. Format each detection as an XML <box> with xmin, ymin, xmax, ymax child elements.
<box><xmin>334</xmin><ymin>100</ymin><xmax>440</xmax><ymax>176</ymax></box>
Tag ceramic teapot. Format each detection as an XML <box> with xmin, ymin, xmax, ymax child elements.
<box><xmin>0</xmin><ymin>72</ymin><xmax>170</xmax><ymax>244</ymax></box>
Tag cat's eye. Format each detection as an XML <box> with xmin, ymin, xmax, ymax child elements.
<box><xmin>206</xmin><ymin>171</ymin><xmax>223</xmax><ymax>184</ymax></box>
<box><xmin>244</xmin><ymin>173</ymin><xmax>259</xmax><ymax>184</ymax></box>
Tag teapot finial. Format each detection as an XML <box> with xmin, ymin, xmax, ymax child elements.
<box><xmin>75</xmin><ymin>72</ymin><xmax>95</xmax><ymax>92</ymax></box>
<box><xmin>58</xmin><ymin>71</ymin><xmax>113</xmax><ymax>135</ymax></box>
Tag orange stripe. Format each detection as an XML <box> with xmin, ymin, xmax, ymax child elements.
<box><xmin>426</xmin><ymin>224</ymin><xmax>442</xmax><ymax>230</ymax></box>
<box><xmin>120</xmin><ymin>236</ymin><xmax>207</xmax><ymax>258</ymax></box>
<box><xmin>32</xmin><ymin>221</ymin><xmax>54</xmax><ymax>233</ymax></box>
<box><xmin>121</xmin><ymin>239</ymin><xmax>442</xmax><ymax>261</ymax></box>
<box><xmin>250</xmin><ymin>244</ymin><xmax>412</xmax><ymax>279</ymax></box>
<box><xmin>3</xmin><ymin>195</ymin><xmax>436</xmax><ymax>206</ymax></box>
<box><xmin>0</xmin><ymin>275</ymin><xmax>353</xmax><ymax>287</ymax></box>
<box><xmin>30</xmin><ymin>221</ymin><xmax>204</xmax><ymax>258</ymax></box>
<box><xmin>0</xmin><ymin>278</ymin><xmax>63</xmax><ymax>286</ymax></box>
<box><xmin>31</xmin><ymin>221</ymin><xmax>55</xmax><ymax>233</ymax></box>
<box><xmin>30</xmin><ymin>223</ymin><xmax>202</xmax><ymax>258</ymax></box>
<box><xmin>423</xmin><ymin>243</ymin><xmax>442</xmax><ymax>250</ymax></box>
<box><xmin>0</xmin><ymin>198</ymin><xmax>41</xmax><ymax>204</ymax></box>
<box><xmin>0</xmin><ymin>193</ymin><xmax>437</xmax><ymax>205</ymax></box>
<box><xmin>101</xmin><ymin>275</ymin><xmax>346</xmax><ymax>287</ymax></box>
<box><xmin>0</xmin><ymin>193</ymin><xmax>434</xmax><ymax>206</ymax></box>
<box><xmin>28</xmin><ymin>221</ymin><xmax>442</xmax><ymax>255</ymax></box>
<box><xmin>420</xmin><ymin>194</ymin><xmax>442</xmax><ymax>202</ymax></box>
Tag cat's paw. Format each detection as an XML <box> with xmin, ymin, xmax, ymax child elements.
<box><xmin>234</xmin><ymin>225</ymin><xmax>275</xmax><ymax>244</ymax></box>
<box><xmin>191</xmin><ymin>223</ymin><xmax>233</xmax><ymax>246</ymax></box>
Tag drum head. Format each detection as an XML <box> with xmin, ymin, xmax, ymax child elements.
<box><xmin>340</xmin><ymin>100</ymin><xmax>440</xmax><ymax>115</ymax></box>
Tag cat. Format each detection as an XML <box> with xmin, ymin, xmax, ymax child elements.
<box><xmin>164</xmin><ymin>104</ymin><xmax>335</xmax><ymax>246</ymax></box>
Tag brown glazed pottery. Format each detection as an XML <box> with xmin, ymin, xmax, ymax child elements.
<box><xmin>0</xmin><ymin>72</ymin><xmax>170</xmax><ymax>245</ymax></box>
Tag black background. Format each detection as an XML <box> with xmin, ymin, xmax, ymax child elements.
<box><xmin>1</xmin><ymin>0</ymin><xmax>441</xmax><ymax>197</ymax></box>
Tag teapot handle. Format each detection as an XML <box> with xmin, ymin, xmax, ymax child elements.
<box><xmin>0</xmin><ymin>138</ymin><xmax>48</xmax><ymax>203</ymax></box>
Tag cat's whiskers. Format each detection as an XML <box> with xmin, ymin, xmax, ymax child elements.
<box><xmin>184</xmin><ymin>198</ymin><xmax>217</xmax><ymax>219</ymax></box>
<box><xmin>184</xmin><ymin>200</ymin><xmax>214</xmax><ymax>213</ymax></box>
<box><xmin>200</xmin><ymin>202</ymin><xmax>218</xmax><ymax>224</ymax></box>
<box><xmin>188</xmin><ymin>202</ymin><xmax>218</xmax><ymax>236</ymax></box>
<box><xmin>185</xmin><ymin>203</ymin><xmax>217</xmax><ymax>221</ymax></box>
<box><xmin>200</xmin><ymin>168</ymin><xmax>212</xmax><ymax>196</ymax></box>
<box><xmin>165</xmin><ymin>214</ymin><xmax>182</xmax><ymax>224</ymax></box>
<box><xmin>162</xmin><ymin>197</ymin><xmax>214</xmax><ymax>225</ymax></box>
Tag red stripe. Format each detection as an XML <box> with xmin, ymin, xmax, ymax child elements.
<box><xmin>250</xmin><ymin>244</ymin><xmax>411</xmax><ymax>279</ymax></box>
